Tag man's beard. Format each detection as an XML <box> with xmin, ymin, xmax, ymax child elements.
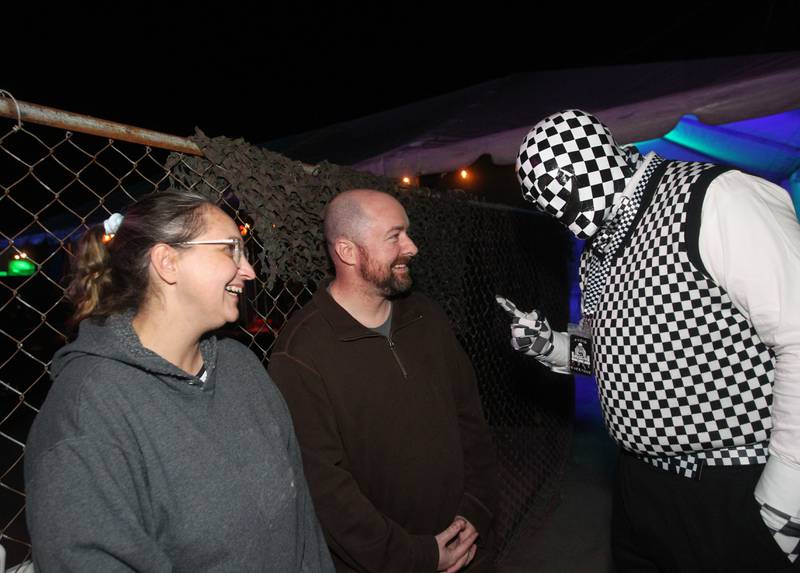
<box><xmin>357</xmin><ymin>246</ymin><xmax>413</xmax><ymax>296</ymax></box>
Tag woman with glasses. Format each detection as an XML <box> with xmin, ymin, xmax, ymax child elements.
<box><xmin>24</xmin><ymin>190</ymin><xmax>334</xmax><ymax>572</ymax></box>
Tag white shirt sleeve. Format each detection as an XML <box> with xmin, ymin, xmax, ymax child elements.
<box><xmin>698</xmin><ymin>170</ymin><xmax>800</xmax><ymax>517</ymax></box>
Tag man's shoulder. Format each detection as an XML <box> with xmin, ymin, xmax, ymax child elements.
<box><xmin>400</xmin><ymin>291</ymin><xmax>454</xmax><ymax>330</ymax></box>
<box><xmin>273</xmin><ymin>296</ymin><xmax>330</xmax><ymax>356</ymax></box>
<box><xmin>409</xmin><ymin>290</ymin><xmax>448</xmax><ymax>313</ymax></box>
<box><xmin>400</xmin><ymin>290</ymin><xmax>435</xmax><ymax>310</ymax></box>
<box><xmin>708</xmin><ymin>169</ymin><xmax>791</xmax><ymax>206</ymax></box>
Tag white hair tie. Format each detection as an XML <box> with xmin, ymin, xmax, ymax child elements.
<box><xmin>103</xmin><ymin>213</ymin><xmax>124</xmax><ymax>235</ymax></box>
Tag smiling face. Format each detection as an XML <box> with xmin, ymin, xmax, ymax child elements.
<box><xmin>174</xmin><ymin>206</ymin><xmax>255</xmax><ymax>332</ymax></box>
<box><xmin>354</xmin><ymin>194</ymin><xmax>418</xmax><ymax>297</ymax></box>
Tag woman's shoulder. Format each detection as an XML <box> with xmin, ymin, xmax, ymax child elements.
<box><xmin>28</xmin><ymin>355</ymin><xmax>147</xmax><ymax>468</ymax></box>
<box><xmin>216</xmin><ymin>336</ymin><xmax>266</xmax><ymax>368</ymax></box>
<box><xmin>215</xmin><ymin>337</ymin><xmax>277</xmax><ymax>388</ymax></box>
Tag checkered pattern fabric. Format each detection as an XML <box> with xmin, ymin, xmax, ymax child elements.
<box><xmin>580</xmin><ymin>155</ymin><xmax>664</xmax><ymax>317</ymax></box>
<box><xmin>496</xmin><ymin>296</ymin><xmax>554</xmax><ymax>356</ymax></box>
<box><xmin>588</xmin><ymin>160</ymin><xmax>776</xmax><ymax>462</ymax></box>
<box><xmin>622</xmin><ymin>144</ymin><xmax>644</xmax><ymax>170</ymax></box>
<box><xmin>760</xmin><ymin>501</ymin><xmax>800</xmax><ymax>563</ymax></box>
<box><xmin>516</xmin><ymin>109</ymin><xmax>634</xmax><ymax>239</ymax></box>
<box><xmin>639</xmin><ymin>443</ymin><xmax>769</xmax><ymax>478</ymax></box>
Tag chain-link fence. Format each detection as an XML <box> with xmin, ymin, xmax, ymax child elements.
<box><xmin>0</xmin><ymin>98</ymin><xmax>574</xmax><ymax>567</ymax></box>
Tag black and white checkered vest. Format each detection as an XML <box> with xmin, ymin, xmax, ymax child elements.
<box><xmin>586</xmin><ymin>160</ymin><xmax>776</xmax><ymax>478</ymax></box>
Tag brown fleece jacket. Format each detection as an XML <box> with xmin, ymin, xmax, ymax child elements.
<box><xmin>269</xmin><ymin>283</ymin><xmax>497</xmax><ymax>573</ymax></box>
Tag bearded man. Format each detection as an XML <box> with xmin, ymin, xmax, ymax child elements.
<box><xmin>270</xmin><ymin>189</ymin><xmax>497</xmax><ymax>573</ymax></box>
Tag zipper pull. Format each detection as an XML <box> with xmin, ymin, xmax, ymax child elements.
<box><xmin>386</xmin><ymin>336</ymin><xmax>408</xmax><ymax>379</ymax></box>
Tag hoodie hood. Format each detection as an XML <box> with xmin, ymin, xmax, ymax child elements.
<box><xmin>53</xmin><ymin>311</ymin><xmax>219</xmax><ymax>392</ymax></box>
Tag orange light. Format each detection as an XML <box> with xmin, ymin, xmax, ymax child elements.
<box><xmin>239</xmin><ymin>223</ymin><xmax>250</xmax><ymax>236</ymax></box>
<box><xmin>401</xmin><ymin>176</ymin><xmax>411</xmax><ymax>185</ymax></box>
<box><xmin>13</xmin><ymin>254</ymin><xmax>20</xmax><ymax>260</ymax></box>
<box><xmin>460</xmin><ymin>169</ymin><xmax>469</xmax><ymax>180</ymax></box>
<box><xmin>102</xmin><ymin>234</ymin><xmax>114</xmax><ymax>244</ymax></box>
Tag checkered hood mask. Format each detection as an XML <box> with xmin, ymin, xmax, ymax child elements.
<box><xmin>516</xmin><ymin>109</ymin><xmax>636</xmax><ymax>239</ymax></box>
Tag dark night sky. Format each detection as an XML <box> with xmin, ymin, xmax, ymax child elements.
<box><xmin>4</xmin><ymin>1</ymin><xmax>799</xmax><ymax>145</ymax></box>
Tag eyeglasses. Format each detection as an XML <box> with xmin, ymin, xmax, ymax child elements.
<box><xmin>175</xmin><ymin>239</ymin><xmax>245</xmax><ymax>267</ymax></box>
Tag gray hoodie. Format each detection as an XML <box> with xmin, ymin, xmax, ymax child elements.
<box><xmin>24</xmin><ymin>313</ymin><xmax>334</xmax><ymax>573</ymax></box>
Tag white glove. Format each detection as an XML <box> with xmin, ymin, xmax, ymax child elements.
<box><xmin>496</xmin><ymin>295</ymin><xmax>555</xmax><ymax>357</ymax></box>
<box><xmin>758</xmin><ymin>502</ymin><xmax>799</xmax><ymax>563</ymax></box>
<box><xmin>755</xmin><ymin>457</ymin><xmax>800</xmax><ymax>563</ymax></box>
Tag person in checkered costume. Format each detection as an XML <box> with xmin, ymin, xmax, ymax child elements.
<box><xmin>499</xmin><ymin>109</ymin><xmax>800</xmax><ymax>571</ymax></box>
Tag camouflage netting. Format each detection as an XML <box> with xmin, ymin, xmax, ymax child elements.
<box><xmin>167</xmin><ymin>132</ymin><xmax>576</xmax><ymax>556</ymax></box>
<box><xmin>166</xmin><ymin>130</ymin><xmax>476</xmax><ymax>289</ymax></box>
<box><xmin>0</xmin><ymin>117</ymin><xmax>573</xmax><ymax>564</ymax></box>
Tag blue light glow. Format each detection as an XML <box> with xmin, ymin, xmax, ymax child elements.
<box><xmin>632</xmin><ymin>110</ymin><xmax>800</xmax><ymax>215</ymax></box>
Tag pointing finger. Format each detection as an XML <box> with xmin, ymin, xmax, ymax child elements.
<box><xmin>495</xmin><ymin>295</ymin><xmax>523</xmax><ymax>318</ymax></box>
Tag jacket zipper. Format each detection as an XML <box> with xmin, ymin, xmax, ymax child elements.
<box><xmin>341</xmin><ymin>313</ymin><xmax>422</xmax><ymax>379</ymax></box>
<box><xmin>387</xmin><ymin>336</ymin><xmax>408</xmax><ymax>379</ymax></box>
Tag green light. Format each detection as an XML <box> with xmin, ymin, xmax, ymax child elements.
<box><xmin>8</xmin><ymin>259</ymin><xmax>36</xmax><ymax>276</ymax></box>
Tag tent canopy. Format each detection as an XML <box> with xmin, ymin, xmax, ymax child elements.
<box><xmin>265</xmin><ymin>53</ymin><xmax>800</xmax><ymax>178</ymax></box>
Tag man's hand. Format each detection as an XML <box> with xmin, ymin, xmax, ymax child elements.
<box><xmin>496</xmin><ymin>295</ymin><xmax>555</xmax><ymax>357</ymax></box>
<box><xmin>455</xmin><ymin>516</ymin><xmax>478</xmax><ymax>569</ymax></box>
<box><xmin>436</xmin><ymin>517</ymin><xmax>478</xmax><ymax>573</ymax></box>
